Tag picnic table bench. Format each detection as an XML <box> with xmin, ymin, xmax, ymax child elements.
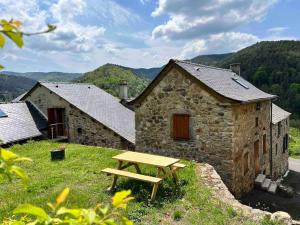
<box><xmin>101</xmin><ymin>151</ymin><xmax>186</xmax><ymax>201</ymax></box>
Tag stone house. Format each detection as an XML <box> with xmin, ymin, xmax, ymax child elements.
<box><xmin>131</xmin><ymin>59</ymin><xmax>290</xmax><ymax>197</ymax></box>
<box><xmin>20</xmin><ymin>82</ymin><xmax>135</xmax><ymax>149</ymax></box>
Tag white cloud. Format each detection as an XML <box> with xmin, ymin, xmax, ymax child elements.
<box><xmin>180</xmin><ymin>32</ymin><xmax>260</xmax><ymax>59</ymax></box>
<box><xmin>152</xmin><ymin>0</ymin><xmax>277</xmax><ymax>40</ymax></box>
<box><xmin>51</xmin><ymin>0</ymin><xmax>87</xmax><ymax>22</ymax></box>
<box><xmin>267</xmin><ymin>26</ymin><xmax>288</xmax><ymax>36</ymax></box>
<box><xmin>86</xmin><ymin>0</ymin><xmax>140</xmax><ymax>26</ymax></box>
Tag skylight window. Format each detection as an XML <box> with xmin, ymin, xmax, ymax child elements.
<box><xmin>232</xmin><ymin>77</ymin><xmax>249</xmax><ymax>89</ymax></box>
<box><xmin>0</xmin><ymin>109</ymin><xmax>8</xmax><ymax>118</ymax></box>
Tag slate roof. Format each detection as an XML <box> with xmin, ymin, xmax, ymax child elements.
<box><xmin>0</xmin><ymin>102</ymin><xmax>47</xmax><ymax>145</ymax></box>
<box><xmin>272</xmin><ymin>103</ymin><xmax>291</xmax><ymax>124</ymax></box>
<box><xmin>12</xmin><ymin>92</ymin><xmax>27</xmax><ymax>103</ymax></box>
<box><xmin>24</xmin><ymin>82</ymin><xmax>135</xmax><ymax>144</ymax></box>
<box><xmin>173</xmin><ymin>60</ymin><xmax>276</xmax><ymax>102</ymax></box>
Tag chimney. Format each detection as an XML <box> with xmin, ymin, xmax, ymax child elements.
<box><xmin>119</xmin><ymin>80</ymin><xmax>128</xmax><ymax>100</ymax></box>
<box><xmin>230</xmin><ymin>63</ymin><xmax>241</xmax><ymax>76</ymax></box>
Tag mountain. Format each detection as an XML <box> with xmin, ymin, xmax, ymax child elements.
<box><xmin>79</xmin><ymin>63</ymin><xmax>150</xmax><ymax>98</ymax></box>
<box><xmin>190</xmin><ymin>53</ymin><xmax>234</xmax><ymax>65</ymax></box>
<box><xmin>217</xmin><ymin>41</ymin><xmax>300</xmax><ymax>118</ymax></box>
<box><xmin>0</xmin><ymin>74</ymin><xmax>36</xmax><ymax>102</ymax></box>
<box><xmin>0</xmin><ymin>71</ymin><xmax>82</xmax><ymax>82</ymax></box>
<box><xmin>126</xmin><ymin>66</ymin><xmax>163</xmax><ymax>80</ymax></box>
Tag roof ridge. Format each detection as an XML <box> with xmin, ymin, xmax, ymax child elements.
<box><xmin>172</xmin><ymin>59</ymin><xmax>233</xmax><ymax>72</ymax></box>
<box><xmin>39</xmin><ymin>81</ymin><xmax>95</xmax><ymax>85</ymax></box>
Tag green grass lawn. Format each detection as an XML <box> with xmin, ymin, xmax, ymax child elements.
<box><xmin>289</xmin><ymin>127</ymin><xmax>300</xmax><ymax>158</ymax></box>
<box><xmin>0</xmin><ymin>141</ymin><xmax>263</xmax><ymax>224</ymax></box>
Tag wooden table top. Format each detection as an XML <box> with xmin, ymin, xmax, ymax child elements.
<box><xmin>112</xmin><ymin>151</ymin><xmax>180</xmax><ymax>168</ymax></box>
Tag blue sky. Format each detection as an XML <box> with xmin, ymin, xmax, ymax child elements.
<box><xmin>0</xmin><ymin>0</ymin><xmax>299</xmax><ymax>72</ymax></box>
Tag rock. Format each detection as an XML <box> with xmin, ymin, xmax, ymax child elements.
<box><xmin>271</xmin><ymin>211</ymin><xmax>292</xmax><ymax>225</ymax></box>
<box><xmin>261</xmin><ymin>178</ymin><xmax>271</xmax><ymax>190</ymax></box>
<box><xmin>268</xmin><ymin>181</ymin><xmax>277</xmax><ymax>194</ymax></box>
<box><xmin>255</xmin><ymin>174</ymin><xmax>266</xmax><ymax>187</ymax></box>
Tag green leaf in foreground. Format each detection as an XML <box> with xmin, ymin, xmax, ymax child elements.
<box><xmin>13</xmin><ymin>204</ymin><xmax>50</xmax><ymax>220</ymax></box>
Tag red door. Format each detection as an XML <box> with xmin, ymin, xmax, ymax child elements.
<box><xmin>48</xmin><ymin>108</ymin><xmax>65</xmax><ymax>138</ymax></box>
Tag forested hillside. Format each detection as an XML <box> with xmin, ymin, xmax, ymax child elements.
<box><xmin>218</xmin><ymin>41</ymin><xmax>300</xmax><ymax>118</ymax></box>
<box><xmin>191</xmin><ymin>53</ymin><xmax>233</xmax><ymax>66</ymax></box>
<box><xmin>0</xmin><ymin>71</ymin><xmax>82</xmax><ymax>82</ymax></box>
<box><xmin>79</xmin><ymin>64</ymin><xmax>150</xmax><ymax>98</ymax></box>
<box><xmin>0</xmin><ymin>74</ymin><xmax>36</xmax><ymax>102</ymax></box>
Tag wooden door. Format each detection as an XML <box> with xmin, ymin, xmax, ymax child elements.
<box><xmin>48</xmin><ymin>108</ymin><xmax>56</xmax><ymax>138</ymax></box>
<box><xmin>254</xmin><ymin>140</ymin><xmax>260</xmax><ymax>176</ymax></box>
<box><xmin>48</xmin><ymin>108</ymin><xmax>65</xmax><ymax>138</ymax></box>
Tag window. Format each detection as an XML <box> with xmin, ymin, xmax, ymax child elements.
<box><xmin>255</xmin><ymin>117</ymin><xmax>259</xmax><ymax>127</ymax></box>
<box><xmin>243</xmin><ymin>152</ymin><xmax>249</xmax><ymax>175</ymax></box>
<box><xmin>263</xmin><ymin>134</ymin><xmax>267</xmax><ymax>154</ymax></box>
<box><xmin>256</xmin><ymin>102</ymin><xmax>261</xmax><ymax>111</ymax></box>
<box><xmin>0</xmin><ymin>109</ymin><xmax>7</xmax><ymax>118</ymax></box>
<box><xmin>77</xmin><ymin>127</ymin><xmax>82</xmax><ymax>135</ymax></box>
<box><xmin>276</xmin><ymin>144</ymin><xmax>278</xmax><ymax>155</ymax></box>
<box><xmin>283</xmin><ymin>134</ymin><xmax>288</xmax><ymax>153</ymax></box>
<box><xmin>278</xmin><ymin>122</ymin><xmax>281</xmax><ymax>137</ymax></box>
<box><xmin>173</xmin><ymin>114</ymin><xmax>190</xmax><ymax>140</ymax></box>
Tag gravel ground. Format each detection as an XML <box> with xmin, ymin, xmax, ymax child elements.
<box><xmin>240</xmin><ymin>158</ymin><xmax>300</xmax><ymax>220</ymax></box>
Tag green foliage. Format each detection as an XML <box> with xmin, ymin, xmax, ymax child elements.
<box><xmin>289</xmin><ymin>127</ymin><xmax>300</xmax><ymax>158</ymax></box>
<box><xmin>218</xmin><ymin>41</ymin><xmax>300</xmax><ymax>118</ymax></box>
<box><xmin>191</xmin><ymin>53</ymin><xmax>234</xmax><ymax>66</ymax></box>
<box><xmin>0</xmin><ymin>73</ymin><xmax>36</xmax><ymax>102</ymax></box>
<box><xmin>173</xmin><ymin>210</ymin><xmax>182</xmax><ymax>221</ymax></box>
<box><xmin>260</xmin><ymin>215</ymin><xmax>281</xmax><ymax>225</ymax></box>
<box><xmin>0</xmin><ymin>148</ymin><xmax>31</xmax><ymax>185</ymax></box>
<box><xmin>79</xmin><ymin>64</ymin><xmax>150</xmax><ymax>98</ymax></box>
<box><xmin>4</xmin><ymin>188</ymin><xmax>134</xmax><ymax>225</ymax></box>
<box><xmin>1</xmin><ymin>71</ymin><xmax>83</xmax><ymax>82</ymax></box>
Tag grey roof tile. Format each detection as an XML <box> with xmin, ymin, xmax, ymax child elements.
<box><xmin>39</xmin><ymin>82</ymin><xmax>135</xmax><ymax>144</ymax></box>
<box><xmin>272</xmin><ymin>103</ymin><xmax>291</xmax><ymax>124</ymax></box>
<box><xmin>0</xmin><ymin>102</ymin><xmax>47</xmax><ymax>145</ymax></box>
<box><xmin>174</xmin><ymin>60</ymin><xmax>276</xmax><ymax>102</ymax></box>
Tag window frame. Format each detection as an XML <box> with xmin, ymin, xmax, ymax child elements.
<box><xmin>243</xmin><ymin>152</ymin><xmax>249</xmax><ymax>175</ymax></box>
<box><xmin>172</xmin><ymin>114</ymin><xmax>190</xmax><ymax>141</ymax></box>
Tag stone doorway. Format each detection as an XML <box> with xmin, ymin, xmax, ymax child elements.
<box><xmin>254</xmin><ymin>140</ymin><xmax>260</xmax><ymax>176</ymax></box>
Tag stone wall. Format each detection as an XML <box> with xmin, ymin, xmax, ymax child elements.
<box><xmin>232</xmin><ymin>101</ymin><xmax>271</xmax><ymax>196</ymax></box>
<box><xmin>135</xmin><ymin>67</ymin><xmax>237</xmax><ymax>192</ymax></box>
<box><xmin>25</xmin><ymin>84</ymin><xmax>133</xmax><ymax>149</ymax></box>
<box><xmin>272</xmin><ymin>118</ymin><xmax>289</xmax><ymax>178</ymax></box>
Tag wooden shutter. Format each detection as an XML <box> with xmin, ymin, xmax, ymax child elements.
<box><xmin>173</xmin><ymin>114</ymin><xmax>190</xmax><ymax>140</ymax></box>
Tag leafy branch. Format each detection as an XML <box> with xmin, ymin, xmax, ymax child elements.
<box><xmin>4</xmin><ymin>188</ymin><xmax>134</xmax><ymax>225</ymax></box>
<box><xmin>0</xmin><ymin>19</ymin><xmax>56</xmax><ymax>69</ymax></box>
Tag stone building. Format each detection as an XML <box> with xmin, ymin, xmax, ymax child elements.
<box><xmin>20</xmin><ymin>82</ymin><xmax>135</xmax><ymax>149</ymax></box>
<box><xmin>131</xmin><ymin>59</ymin><xmax>290</xmax><ymax>197</ymax></box>
<box><xmin>271</xmin><ymin>104</ymin><xmax>290</xmax><ymax>179</ymax></box>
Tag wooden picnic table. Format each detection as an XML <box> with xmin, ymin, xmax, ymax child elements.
<box><xmin>102</xmin><ymin>151</ymin><xmax>186</xmax><ymax>201</ymax></box>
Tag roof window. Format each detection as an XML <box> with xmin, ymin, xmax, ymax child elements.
<box><xmin>194</xmin><ymin>66</ymin><xmax>201</xmax><ymax>71</ymax></box>
<box><xmin>232</xmin><ymin>77</ymin><xmax>249</xmax><ymax>89</ymax></box>
<box><xmin>0</xmin><ymin>109</ymin><xmax>8</xmax><ymax>118</ymax></box>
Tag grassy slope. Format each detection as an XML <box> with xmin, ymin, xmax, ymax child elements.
<box><xmin>290</xmin><ymin>127</ymin><xmax>300</xmax><ymax>158</ymax></box>
<box><xmin>0</xmin><ymin>141</ymin><xmax>259</xmax><ymax>225</ymax></box>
